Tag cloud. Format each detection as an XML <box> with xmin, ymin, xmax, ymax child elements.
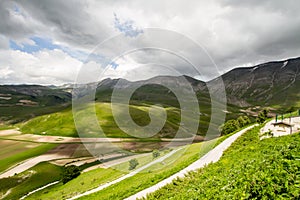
<box><xmin>0</xmin><ymin>49</ymin><xmax>82</xmax><ymax>85</ymax></box>
<box><xmin>0</xmin><ymin>0</ymin><xmax>300</xmax><ymax>84</ymax></box>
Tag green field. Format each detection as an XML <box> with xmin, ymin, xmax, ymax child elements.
<box><xmin>25</xmin><ymin>149</ymin><xmax>167</xmax><ymax>199</ymax></box>
<box><xmin>22</xmin><ymin>134</ymin><xmax>226</xmax><ymax>200</ymax></box>
<box><xmin>20</xmin><ymin>102</ymin><xmax>187</xmax><ymax>138</ymax></box>
<box><xmin>0</xmin><ymin>162</ymin><xmax>62</xmax><ymax>200</ymax></box>
<box><xmin>26</xmin><ymin>167</ymin><xmax>125</xmax><ymax>200</ymax></box>
<box><xmin>77</xmin><ymin>138</ymin><xmax>220</xmax><ymax>200</ymax></box>
<box><xmin>145</xmin><ymin>127</ymin><xmax>300</xmax><ymax>199</ymax></box>
<box><xmin>0</xmin><ymin>140</ymin><xmax>57</xmax><ymax>173</ymax></box>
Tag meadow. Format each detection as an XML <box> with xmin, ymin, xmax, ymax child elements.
<box><xmin>78</xmin><ymin>138</ymin><xmax>220</xmax><ymax>200</ymax></box>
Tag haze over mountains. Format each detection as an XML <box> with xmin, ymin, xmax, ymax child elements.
<box><xmin>1</xmin><ymin>57</ymin><xmax>299</xmax><ymax>123</ymax></box>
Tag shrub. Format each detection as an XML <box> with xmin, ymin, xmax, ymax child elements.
<box><xmin>256</xmin><ymin>109</ymin><xmax>269</xmax><ymax>124</ymax></box>
<box><xmin>128</xmin><ymin>159</ymin><xmax>139</xmax><ymax>170</ymax></box>
<box><xmin>237</xmin><ymin>115</ymin><xmax>251</xmax><ymax>127</ymax></box>
<box><xmin>152</xmin><ymin>150</ymin><xmax>160</xmax><ymax>159</ymax></box>
<box><xmin>61</xmin><ymin>165</ymin><xmax>80</xmax><ymax>184</ymax></box>
<box><xmin>220</xmin><ymin>119</ymin><xmax>240</xmax><ymax>135</ymax></box>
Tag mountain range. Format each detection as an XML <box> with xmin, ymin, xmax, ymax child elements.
<box><xmin>1</xmin><ymin>57</ymin><xmax>299</xmax><ymax>123</ymax></box>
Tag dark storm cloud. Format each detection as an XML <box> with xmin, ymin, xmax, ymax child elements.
<box><xmin>0</xmin><ymin>0</ymin><xmax>300</xmax><ymax>84</ymax></box>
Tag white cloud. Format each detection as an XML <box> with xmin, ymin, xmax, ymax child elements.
<box><xmin>1</xmin><ymin>0</ymin><xmax>300</xmax><ymax>84</ymax></box>
<box><xmin>0</xmin><ymin>49</ymin><xmax>82</xmax><ymax>85</ymax></box>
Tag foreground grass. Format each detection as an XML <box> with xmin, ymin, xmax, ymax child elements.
<box><xmin>0</xmin><ymin>141</ymin><xmax>57</xmax><ymax>173</ymax></box>
<box><xmin>79</xmin><ymin>137</ymin><xmax>221</xmax><ymax>200</ymax></box>
<box><xmin>0</xmin><ymin>162</ymin><xmax>62</xmax><ymax>200</ymax></box>
<box><xmin>145</xmin><ymin>127</ymin><xmax>300</xmax><ymax>199</ymax></box>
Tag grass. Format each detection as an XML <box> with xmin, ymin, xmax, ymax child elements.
<box><xmin>0</xmin><ymin>162</ymin><xmax>62</xmax><ymax>200</ymax></box>
<box><xmin>145</xmin><ymin>127</ymin><xmax>300</xmax><ymax>199</ymax></box>
<box><xmin>25</xmin><ymin>150</ymin><xmax>167</xmax><ymax>199</ymax></box>
<box><xmin>0</xmin><ymin>140</ymin><xmax>57</xmax><ymax>173</ymax></box>
<box><xmin>78</xmin><ymin>136</ymin><xmax>225</xmax><ymax>200</ymax></box>
<box><xmin>19</xmin><ymin>102</ymin><xmax>188</xmax><ymax>138</ymax></box>
<box><xmin>20</xmin><ymin>129</ymin><xmax>232</xmax><ymax>200</ymax></box>
<box><xmin>25</xmin><ymin>167</ymin><xmax>125</xmax><ymax>200</ymax></box>
<box><xmin>0</xmin><ymin>124</ymin><xmax>15</xmax><ymax>130</ymax></box>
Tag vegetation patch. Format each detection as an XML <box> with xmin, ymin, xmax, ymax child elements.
<box><xmin>78</xmin><ymin>137</ymin><xmax>224</xmax><ymax>200</ymax></box>
<box><xmin>0</xmin><ymin>162</ymin><xmax>62</xmax><ymax>200</ymax></box>
<box><xmin>145</xmin><ymin>127</ymin><xmax>300</xmax><ymax>199</ymax></box>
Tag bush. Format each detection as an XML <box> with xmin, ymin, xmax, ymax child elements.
<box><xmin>256</xmin><ymin>109</ymin><xmax>269</xmax><ymax>124</ymax></box>
<box><xmin>220</xmin><ymin>119</ymin><xmax>240</xmax><ymax>135</ymax></box>
<box><xmin>220</xmin><ymin>115</ymin><xmax>251</xmax><ymax>135</ymax></box>
<box><xmin>152</xmin><ymin>150</ymin><xmax>160</xmax><ymax>159</ymax></box>
<box><xmin>128</xmin><ymin>159</ymin><xmax>139</xmax><ymax>170</ymax></box>
<box><xmin>61</xmin><ymin>165</ymin><xmax>80</xmax><ymax>184</ymax></box>
<box><xmin>237</xmin><ymin>116</ymin><xmax>251</xmax><ymax>127</ymax></box>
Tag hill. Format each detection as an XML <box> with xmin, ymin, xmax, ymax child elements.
<box><xmin>20</xmin><ymin>102</ymin><xmax>183</xmax><ymax>138</ymax></box>
<box><xmin>209</xmin><ymin>57</ymin><xmax>300</xmax><ymax>110</ymax></box>
<box><xmin>0</xmin><ymin>85</ymin><xmax>71</xmax><ymax>123</ymax></box>
<box><xmin>2</xmin><ymin>56</ymin><xmax>300</xmax><ymax>130</ymax></box>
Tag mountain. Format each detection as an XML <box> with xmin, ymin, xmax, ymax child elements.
<box><xmin>1</xmin><ymin>56</ymin><xmax>300</xmax><ymax>124</ymax></box>
<box><xmin>93</xmin><ymin>75</ymin><xmax>208</xmax><ymax>107</ymax></box>
<box><xmin>0</xmin><ymin>85</ymin><xmax>71</xmax><ymax>123</ymax></box>
<box><xmin>209</xmin><ymin>57</ymin><xmax>300</xmax><ymax>110</ymax></box>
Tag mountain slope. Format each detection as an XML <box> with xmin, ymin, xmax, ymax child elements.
<box><xmin>209</xmin><ymin>57</ymin><xmax>300</xmax><ymax>109</ymax></box>
<box><xmin>2</xmin><ymin>57</ymin><xmax>300</xmax><ymax>125</ymax></box>
<box><xmin>0</xmin><ymin>85</ymin><xmax>71</xmax><ymax>123</ymax></box>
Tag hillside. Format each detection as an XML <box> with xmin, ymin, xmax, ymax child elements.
<box><xmin>146</xmin><ymin>127</ymin><xmax>300</xmax><ymax>199</ymax></box>
<box><xmin>20</xmin><ymin>103</ymin><xmax>183</xmax><ymax>138</ymax></box>
<box><xmin>93</xmin><ymin>57</ymin><xmax>300</xmax><ymax>113</ymax></box>
<box><xmin>0</xmin><ymin>85</ymin><xmax>71</xmax><ymax>123</ymax></box>
<box><xmin>210</xmin><ymin>57</ymin><xmax>300</xmax><ymax>109</ymax></box>
<box><xmin>2</xmin><ymin>57</ymin><xmax>300</xmax><ymax>128</ymax></box>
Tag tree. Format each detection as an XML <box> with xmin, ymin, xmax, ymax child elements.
<box><xmin>152</xmin><ymin>150</ymin><xmax>160</xmax><ymax>159</ymax></box>
<box><xmin>129</xmin><ymin>158</ymin><xmax>139</xmax><ymax>170</ymax></box>
<box><xmin>220</xmin><ymin>119</ymin><xmax>240</xmax><ymax>135</ymax></box>
<box><xmin>237</xmin><ymin>116</ymin><xmax>251</xmax><ymax>127</ymax></box>
<box><xmin>256</xmin><ymin>109</ymin><xmax>269</xmax><ymax>124</ymax></box>
<box><xmin>61</xmin><ymin>165</ymin><xmax>80</xmax><ymax>184</ymax></box>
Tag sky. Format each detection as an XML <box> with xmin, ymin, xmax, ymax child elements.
<box><xmin>1</xmin><ymin>0</ymin><xmax>300</xmax><ymax>85</ymax></box>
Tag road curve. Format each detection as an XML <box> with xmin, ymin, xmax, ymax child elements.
<box><xmin>125</xmin><ymin>124</ymin><xmax>257</xmax><ymax>200</ymax></box>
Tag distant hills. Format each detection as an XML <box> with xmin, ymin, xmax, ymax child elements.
<box><xmin>1</xmin><ymin>57</ymin><xmax>299</xmax><ymax>124</ymax></box>
<box><xmin>0</xmin><ymin>85</ymin><xmax>71</xmax><ymax>123</ymax></box>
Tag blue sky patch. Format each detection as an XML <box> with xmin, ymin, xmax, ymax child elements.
<box><xmin>9</xmin><ymin>37</ymin><xmax>60</xmax><ymax>53</ymax></box>
<box><xmin>114</xmin><ymin>13</ymin><xmax>143</xmax><ymax>37</ymax></box>
<box><xmin>110</xmin><ymin>61</ymin><xmax>119</xmax><ymax>69</ymax></box>
<box><xmin>9</xmin><ymin>36</ymin><xmax>89</xmax><ymax>62</ymax></box>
